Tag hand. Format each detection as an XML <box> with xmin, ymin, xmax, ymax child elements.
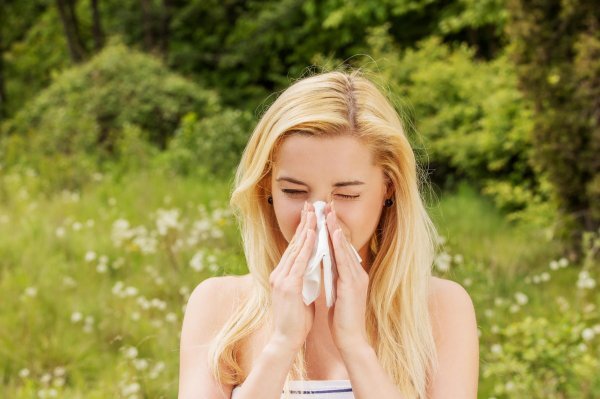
<box><xmin>324</xmin><ymin>201</ymin><xmax>370</xmax><ymax>354</ymax></box>
<box><xmin>268</xmin><ymin>202</ymin><xmax>317</xmax><ymax>352</ymax></box>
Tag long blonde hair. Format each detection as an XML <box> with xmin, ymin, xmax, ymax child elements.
<box><xmin>208</xmin><ymin>69</ymin><xmax>440</xmax><ymax>398</ymax></box>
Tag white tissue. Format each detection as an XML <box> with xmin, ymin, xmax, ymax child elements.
<box><xmin>302</xmin><ymin>200</ymin><xmax>363</xmax><ymax>307</ymax></box>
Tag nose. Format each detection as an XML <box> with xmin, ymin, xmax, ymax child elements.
<box><xmin>306</xmin><ymin>197</ymin><xmax>334</xmax><ymax>215</ymax></box>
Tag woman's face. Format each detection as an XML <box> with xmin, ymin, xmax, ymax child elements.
<box><xmin>270</xmin><ymin>134</ymin><xmax>391</xmax><ymax>265</ymax></box>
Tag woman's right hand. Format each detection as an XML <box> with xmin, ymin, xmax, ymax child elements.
<box><xmin>268</xmin><ymin>201</ymin><xmax>317</xmax><ymax>352</ymax></box>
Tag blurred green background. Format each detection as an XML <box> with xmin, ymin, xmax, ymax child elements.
<box><xmin>0</xmin><ymin>1</ymin><xmax>598</xmax><ymax>398</ymax></box>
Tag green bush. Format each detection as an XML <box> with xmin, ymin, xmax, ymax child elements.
<box><xmin>158</xmin><ymin>109</ymin><xmax>255</xmax><ymax>180</ymax></box>
<box><xmin>5</xmin><ymin>39</ymin><xmax>220</xmax><ymax>152</ymax></box>
<box><xmin>1</xmin><ymin>39</ymin><xmax>220</xmax><ymax>190</ymax></box>
<box><xmin>363</xmin><ymin>26</ymin><xmax>553</xmax><ymax>225</ymax></box>
<box><xmin>482</xmin><ymin>315</ymin><xmax>599</xmax><ymax>398</ymax></box>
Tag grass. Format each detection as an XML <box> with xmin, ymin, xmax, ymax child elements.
<box><xmin>0</xmin><ymin>168</ymin><xmax>598</xmax><ymax>398</ymax></box>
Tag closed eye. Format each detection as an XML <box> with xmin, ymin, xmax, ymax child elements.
<box><xmin>281</xmin><ymin>189</ymin><xmax>359</xmax><ymax>199</ymax></box>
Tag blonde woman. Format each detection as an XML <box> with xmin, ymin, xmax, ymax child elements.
<box><xmin>178</xmin><ymin>70</ymin><xmax>479</xmax><ymax>399</ymax></box>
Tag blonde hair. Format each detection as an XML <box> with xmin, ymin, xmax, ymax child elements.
<box><xmin>208</xmin><ymin>69</ymin><xmax>440</xmax><ymax>398</ymax></box>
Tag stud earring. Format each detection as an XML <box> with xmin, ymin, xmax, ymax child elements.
<box><xmin>384</xmin><ymin>198</ymin><xmax>393</xmax><ymax>207</ymax></box>
<box><xmin>267</xmin><ymin>196</ymin><xmax>273</xmax><ymax>205</ymax></box>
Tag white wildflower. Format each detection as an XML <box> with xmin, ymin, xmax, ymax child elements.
<box><xmin>134</xmin><ymin>359</ymin><xmax>148</xmax><ymax>371</ymax></box>
<box><xmin>121</xmin><ymin>382</ymin><xmax>140</xmax><ymax>395</ymax></box>
<box><xmin>71</xmin><ymin>312</ymin><xmax>83</xmax><ymax>323</ymax></box>
<box><xmin>137</xmin><ymin>296</ymin><xmax>150</xmax><ymax>310</ymax></box>
<box><xmin>577</xmin><ymin>271</ymin><xmax>596</xmax><ymax>289</ymax></box>
<box><xmin>84</xmin><ymin>251</ymin><xmax>97</xmax><ymax>263</ymax></box>
<box><xmin>166</xmin><ymin>312</ymin><xmax>177</xmax><ymax>323</ymax></box>
<box><xmin>123</xmin><ymin>346</ymin><xmax>138</xmax><ymax>359</ymax></box>
<box><xmin>156</xmin><ymin>208</ymin><xmax>182</xmax><ymax>236</ymax></box>
<box><xmin>112</xmin><ymin>281</ymin><xmax>124</xmax><ymax>296</ymax></box>
<box><xmin>189</xmin><ymin>251</ymin><xmax>205</xmax><ymax>271</ymax></box>
<box><xmin>514</xmin><ymin>292</ymin><xmax>528</xmax><ymax>305</ymax></box>
<box><xmin>111</xmin><ymin>219</ymin><xmax>133</xmax><ymax>247</ymax></box>
<box><xmin>96</xmin><ymin>263</ymin><xmax>108</xmax><ymax>273</ymax></box>
<box><xmin>40</xmin><ymin>372</ymin><xmax>52</xmax><ymax>384</ymax></box>
<box><xmin>55</xmin><ymin>227</ymin><xmax>66</xmax><ymax>238</ymax></box>
<box><xmin>125</xmin><ymin>286</ymin><xmax>138</xmax><ymax>297</ymax></box>
<box><xmin>149</xmin><ymin>361</ymin><xmax>165</xmax><ymax>379</ymax></box>
<box><xmin>24</xmin><ymin>286</ymin><xmax>37</xmax><ymax>297</ymax></box>
<box><xmin>582</xmin><ymin>328</ymin><xmax>595</xmax><ymax>341</ymax></box>
<box><xmin>434</xmin><ymin>252</ymin><xmax>451</xmax><ymax>272</ymax></box>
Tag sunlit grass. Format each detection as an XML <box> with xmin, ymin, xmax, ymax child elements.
<box><xmin>0</xmin><ymin>168</ymin><xmax>598</xmax><ymax>398</ymax></box>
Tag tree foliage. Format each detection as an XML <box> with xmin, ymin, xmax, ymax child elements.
<box><xmin>1</xmin><ymin>40</ymin><xmax>219</xmax><ymax>188</ymax></box>
<box><xmin>505</xmin><ymin>0</ymin><xmax>600</xmax><ymax>252</ymax></box>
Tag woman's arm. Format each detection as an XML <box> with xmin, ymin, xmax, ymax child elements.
<box><xmin>426</xmin><ymin>278</ymin><xmax>479</xmax><ymax>398</ymax></box>
<box><xmin>231</xmin><ymin>335</ymin><xmax>297</xmax><ymax>399</ymax></box>
<box><xmin>178</xmin><ymin>275</ymin><xmax>304</xmax><ymax>399</ymax></box>
<box><xmin>179</xmin><ymin>276</ymin><xmax>237</xmax><ymax>399</ymax></box>
<box><xmin>338</xmin><ymin>278</ymin><xmax>479</xmax><ymax>399</ymax></box>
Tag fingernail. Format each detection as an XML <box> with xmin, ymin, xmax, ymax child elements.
<box><xmin>303</xmin><ymin>201</ymin><xmax>307</xmax><ymax>211</ymax></box>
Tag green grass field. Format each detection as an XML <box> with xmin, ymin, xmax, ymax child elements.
<box><xmin>1</xmin><ymin>169</ymin><xmax>598</xmax><ymax>398</ymax></box>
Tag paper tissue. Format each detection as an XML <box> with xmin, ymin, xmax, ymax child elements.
<box><xmin>302</xmin><ymin>200</ymin><xmax>363</xmax><ymax>307</ymax></box>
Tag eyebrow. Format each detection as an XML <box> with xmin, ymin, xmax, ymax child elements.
<box><xmin>276</xmin><ymin>176</ymin><xmax>366</xmax><ymax>187</ymax></box>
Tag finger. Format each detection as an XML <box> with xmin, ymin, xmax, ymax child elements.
<box><xmin>271</xmin><ymin>204</ymin><xmax>307</xmax><ymax>284</ymax></box>
<box><xmin>288</xmin><ymin>202</ymin><xmax>308</xmax><ymax>247</ymax></box>
<box><xmin>281</xmin><ymin>209</ymin><xmax>315</xmax><ymax>279</ymax></box>
<box><xmin>339</xmin><ymin>228</ymin><xmax>361</xmax><ymax>278</ymax></box>
<box><xmin>331</xmin><ymin>227</ymin><xmax>352</xmax><ymax>280</ymax></box>
<box><xmin>288</xmin><ymin>221</ymin><xmax>316</xmax><ymax>278</ymax></box>
<box><xmin>327</xmin><ymin>208</ymin><xmax>361</xmax><ymax>278</ymax></box>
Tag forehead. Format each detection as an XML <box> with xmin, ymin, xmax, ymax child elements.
<box><xmin>272</xmin><ymin>135</ymin><xmax>377</xmax><ymax>179</ymax></box>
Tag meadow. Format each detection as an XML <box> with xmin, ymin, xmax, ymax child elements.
<box><xmin>1</xmin><ymin>167</ymin><xmax>598</xmax><ymax>398</ymax></box>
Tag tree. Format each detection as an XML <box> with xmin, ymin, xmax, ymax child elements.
<box><xmin>55</xmin><ymin>0</ymin><xmax>87</xmax><ymax>62</ymax></box>
<box><xmin>506</xmin><ymin>0</ymin><xmax>600</xmax><ymax>256</ymax></box>
<box><xmin>91</xmin><ymin>0</ymin><xmax>104</xmax><ymax>50</ymax></box>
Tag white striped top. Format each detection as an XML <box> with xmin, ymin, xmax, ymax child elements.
<box><xmin>231</xmin><ymin>379</ymin><xmax>354</xmax><ymax>398</ymax></box>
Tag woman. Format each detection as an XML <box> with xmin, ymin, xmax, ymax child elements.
<box><xmin>178</xmin><ymin>70</ymin><xmax>479</xmax><ymax>398</ymax></box>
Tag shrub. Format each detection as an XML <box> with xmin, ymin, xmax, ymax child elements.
<box><xmin>158</xmin><ymin>109</ymin><xmax>255</xmax><ymax>180</ymax></box>
<box><xmin>364</xmin><ymin>26</ymin><xmax>553</xmax><ymax>226</ymax></box>
<box><xmin>1</xmin><ymin>39</ymin><xmax>220</xmax><ymax>190</ymax></box>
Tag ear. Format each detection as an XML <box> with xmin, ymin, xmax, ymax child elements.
<box><xmin>383</xmin><ymin>173</ymin><xmax>394</xmax><ymax>198</ymax></box>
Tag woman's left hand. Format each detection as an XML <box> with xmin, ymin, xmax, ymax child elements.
<box><xmin>324</xmin><ymin>202</ymin><xmax>370</xmax><ymax>354</ymax></box>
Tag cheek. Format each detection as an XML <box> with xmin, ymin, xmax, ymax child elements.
<box><xmin>335</xmin><ymin>200</ymin><xmax>382</xmax><ymax>248</ymax></box>
<box><xmin>273</xmin><ymin>200</ymin><xmax>303</xmax><ymax>242</ymax></box>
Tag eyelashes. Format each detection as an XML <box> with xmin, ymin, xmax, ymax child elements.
<box><xmin>281</xmin><ymin>189</ymin><xmax>360</xmax><ymax>200</ymax></box>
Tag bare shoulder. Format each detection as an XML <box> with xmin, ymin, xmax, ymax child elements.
<box><xmin>184</xmin><ymin>274</ymin><xmax>253</xmax><ymax>332</ymax></box>
<box><xmin>178</xmin><ymin>274</ymin><xmax>253</xmax><ymax>398</ymax></box>
<box><xmin>428</xmin><ymin>276</ymin><xmax>477</xmax><ymax>338</ymax></box>
<box><xmin>429</xmin><ymin>276</ymin><xmax>475</xmax><ymax>311</ymax></box>
<box><xmin>427</xmin><ymin>276</ymin><xmax>479</xmax><ymax>398</ymax></box>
